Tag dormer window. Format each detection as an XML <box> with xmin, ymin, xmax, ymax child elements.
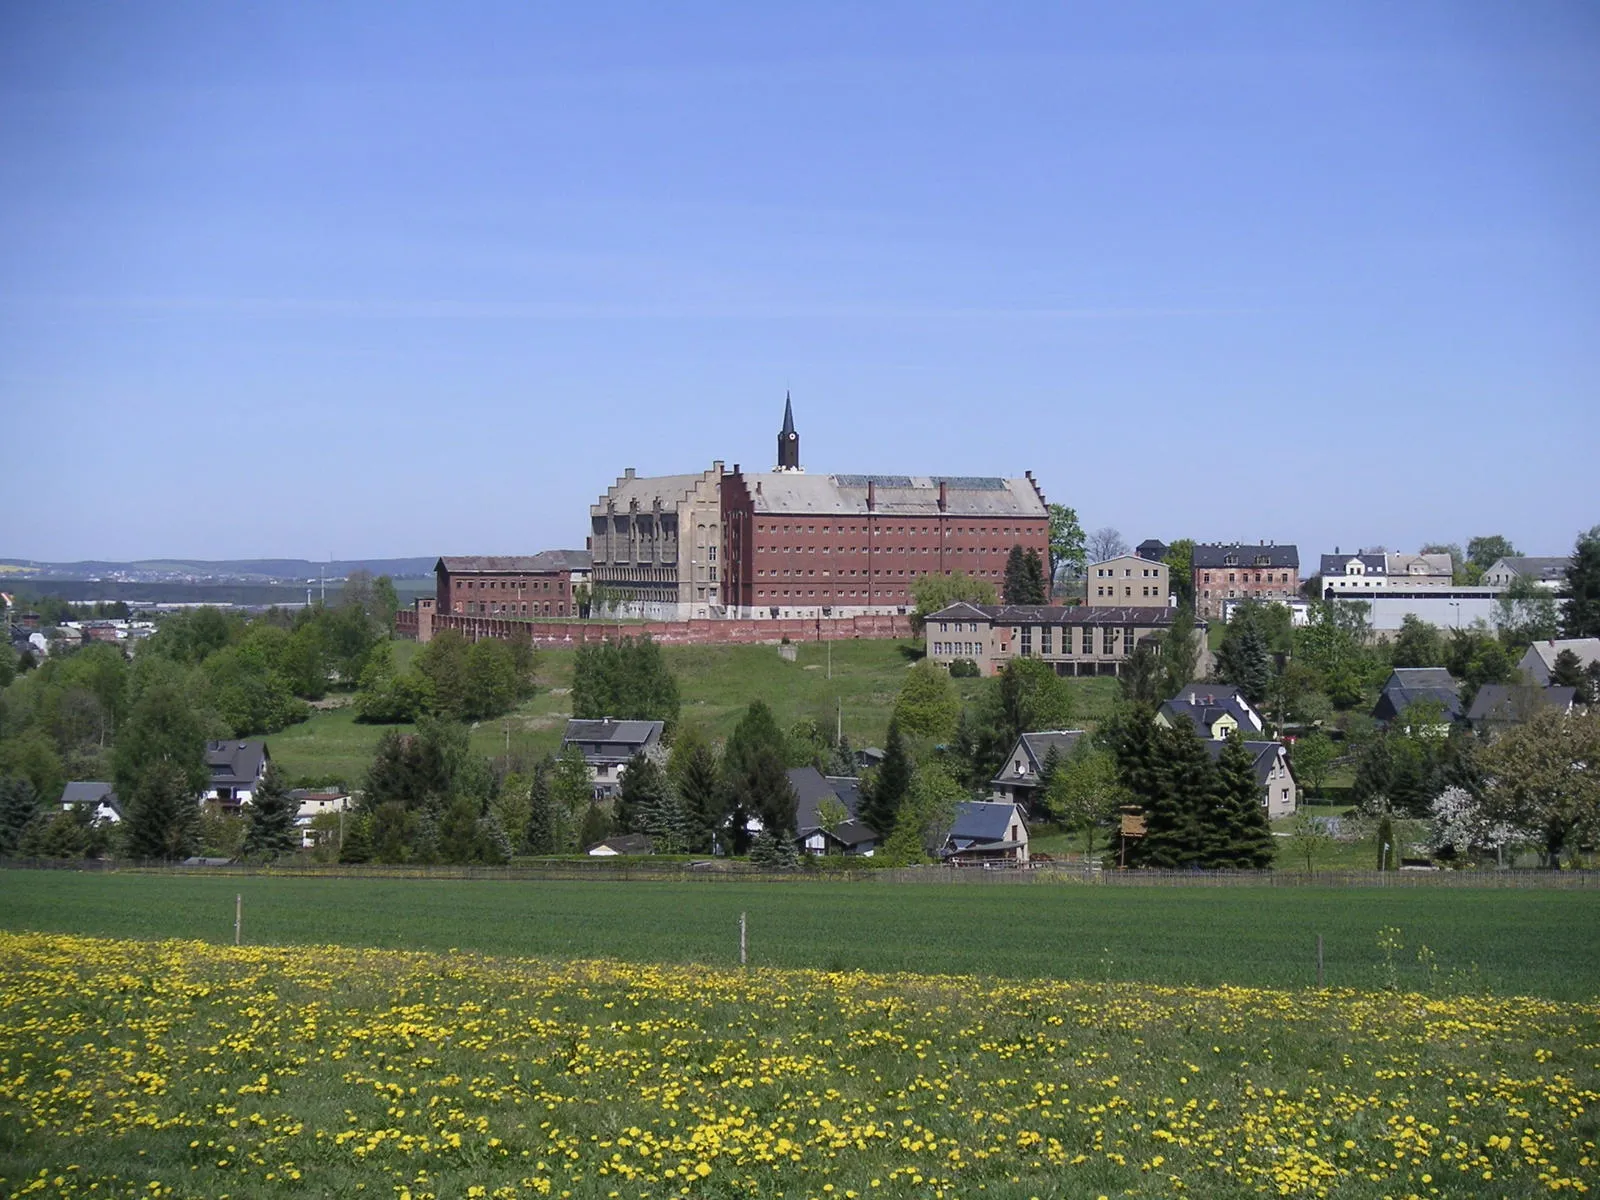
<box><xmin>1223</xmin><ymin>555</ymin><xmax>1238</xmax><ymax>567</ymax></box>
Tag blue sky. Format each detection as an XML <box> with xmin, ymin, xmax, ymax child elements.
<box><xmin>2</xmin><ymin>2</ymin><xmax>1597</xmax><ymax>563</ymax></box>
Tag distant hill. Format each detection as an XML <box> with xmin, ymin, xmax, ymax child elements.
<box><xmin>0</xmin><ymin>557</ymin><xmax>437</xmax><ymax>581</ymax></box>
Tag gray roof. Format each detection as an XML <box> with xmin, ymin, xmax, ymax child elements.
<box><xmin>1160</xmin><ymin>686</ymin><xmax>1262</xmax><ymax>737</ymax></box>
<box><xmin>1492</xmin><ymin>557</ymin><xmax>1568</xmax><ymax>582</ymax></box>
<box><xmin>437</xmin><ymin>550</ymin><xmax>591</xmax><ymax>575</ymax></box>
<box><xmin>1320</xmin><ymin>552</ymin><xmax>1386</xmax><ymax>576</ymax></box>
<box><xmin>1372</xmin><ymin>669</ymin><xmax>1461</xmax><ymax>723</ymax></box>
<box><xmin>60</xmin><ymin>781</ymin><xmax>118</xmax><ymax>811</ymax></box>
<box><xmin>592</xmin><ymin>467</ymin><xmax>721</xmax><ymax>514</ymax></box>
<box><xmin>1192</xmin><ymin>543</ymin><xmax>1299</xmax><ymax>570</ymax></box>
<box><xmin>1467</xmin><ymin>685</ymin><xmax>1576</xmax><ymax>724</ymax></box>
<box><xmin>1201</xmin><ymin>739</ymin><xmax>1286</xmax><ymax>786</ymax></box>
<box><xmin>1135</xmin><ymin>539</ymin><xmax>1169</xmax><ymax>561</ymax></box>
<box><xmin>786</xmin><ymin>767</ymin><xmax>862</xmax><ymax>834</ymax></box>
<box><xmin>736</xmin><ymin>472</ymin><xmax>1047</xmax><ymax>518</ymax></box>
<box><xmin>948</xmin><ymin>800</ymin><xmax>1023</xmax><ymax>844</ymax></box>
<box><xmin>829</xmin><ymin>818</ymin><xmax>878</xmax><ymax>848</ymax></box>
<box><xmin>205</xmin><ymin>741</ymin><xmax>268</xmax><ymax>788</ymax></box>
<box><xmin>1521</xmin><ymin>638</ymin><xmax>1600</xmax><ymax>673</ymax></box>
<box><xmin>590</xmin><ymin>833</ymin><xmax>654</xmax><ymax>854</ymax></box>
<box><xmin>991</xmin><ymin>731</ymin><xmax>1086</xmax><ymax>789</ymax></box>
<box><xmin>561</xmin><ymin>720</ymin><xmax>664</xmax><ymax>762</ymax></box>
<box><xmin>928</xmin><ymin>602</ymin><xmax>1180</xmax><ymax>627</ymax></box>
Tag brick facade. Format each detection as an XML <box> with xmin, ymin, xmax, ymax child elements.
<box><xmin>435</xmin><ymin>553</ymin><xmax>589</xmax><ymax>620</ymax></box>
<box><xmin>1192</xmin><ymin>543</ymin><xmax>1300</xmax><ymax>621</ymax></box>
<box><xmin>397</xmin><ymin>607</ymin><xmax>912</xmax><ymax>646</ymax></box>
<box><xmin>722</xmin><ymin>470</ymin><xmax>1050</xmax><ymax>616</ymax></box>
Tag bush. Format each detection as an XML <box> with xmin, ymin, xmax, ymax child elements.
<box><xmin>948</xmin><ymin>658</ymin><xmax>980</xmax><ymax>678</ymax></box>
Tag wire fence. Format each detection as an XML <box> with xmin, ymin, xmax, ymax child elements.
<box><xmin>4</xmin><ymin>857</ymin><xmax>1597</xmax><ymax>889</ymax></box>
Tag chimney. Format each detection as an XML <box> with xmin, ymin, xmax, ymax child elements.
<box><xmin>938</xmin><ymin>481</ymin><xmax>948</xmax><ymax>512</ymax></box>
<box><xmin>755</xmin><ymin>480</ymin><xmax>762</xmax><ymax>495</ymax></box>
<box><xmin>624</xmin><ymin>467</ymin><xmax>635</xmax><ymax>478</ymax></box>
<box><xmin>867</xmin><ymin>480</ymin><xmax>876</xmax><ymax>511</ymax></box>
<box><xmin>733</xmin><ymin>463</ymin><xmax>740</xmax><ymax>474</ymax></box>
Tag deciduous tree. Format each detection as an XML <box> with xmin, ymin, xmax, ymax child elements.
<box><xmin>892</xmin><ymin>659</ymin><xmax>962</xmax><ymax>742</ymax></box>
<box><xmin>1479</xmin><ymin>707</ymin><xmax>1600</xmax><ymax>866</ymax></box>
<box><xmin>1047</xmin><ymin>504</ymin><xmax>1087</xmax><ymax>583</ymax></box>
<box><xmin>910</xmin><ymin>571</ymin><xmax>997</xmax><ymax>633</ymax></box>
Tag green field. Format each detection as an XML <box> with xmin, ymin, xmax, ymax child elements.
<box><xmin>270</xmin><ymin>639</ymin><xmax>1120</xmax><ymax>784</ymax></box>
<box><xmin>3</xmin><ymin>870</ymin><xmax>1596</xmax><ymax>1000</ymax></box>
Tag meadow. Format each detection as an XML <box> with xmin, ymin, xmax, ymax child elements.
<box><xmin>267</xmin><ymin>639</ymin><xmax>1120</xmax><ymax>784</ymax></box>
<box><xmin>2</xmin><ymin>871</ymin><xmax>1597</xmax><ymax>1000</ymax></box>
<box><xmin>1</xmin><ymin>929</ymin><xmax>1596</xmax><ymax>1200</ymax></box>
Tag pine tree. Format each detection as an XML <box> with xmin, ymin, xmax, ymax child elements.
<box><xmin>615</xmin><ymin>752</ymin><xmax>667</xmax><ymax>835</ymax></box>
<box><xmin>1130</xmin><ymin>724</ymin><xmax>1211</xmax><ymax>869</ymax></box>
<box><xmin>241</xmin><ymin>764</ymin><xmax>299</xmax><ymax>861</ymax></box>
<box><xmin>524</xmin><ymin>759</ymin><xmax>557</xmax><ymax>855</ymax></box>
<box><xmin>1209</xmin><ymin>733</ymin><xmax>1276</xmax><ymax>868</ymax></box>
<box><xmin>1562</xmin><ymin>525</ymin><xmax>1600</xmax><ymax>638</ymax></box>
<box><xmin>859</xmin><ymin>719</ymin><xmax>912</xmax><ymax>838</ymax></box>
<box><xmin>1215</xmin><ymin>613</ymin><xmax>1271</xmax><ymax>707</ymax></box>
<box><xmin>1375</xmin><ymin>815</ymin><xmax>1397</xmax><ymax>870</ymax></box>
<box><xmin>670</xmin><ymin>734</ymin><xmax>722</xmax><ymax>853</ymax></box>
<box><xmin>721</xmin><ymin>702</ymin><xmax>789</xmax><ymax>853</ymax></box>
<box><xmin>1550</xmin><ymin>648</ymin><xmax>1587</xmax><ymax>690</ymax></box>
<box><xmin>1002</xmin><ymin>546</ymin><xmax>1030</xmax><ymax>605</ymax></box>
<box><xmin>124</xmin><ymin>762</ymin><xmax>201</xmax><ymax>861</ymax></box>
<box><xmin>477</xmin><ymin>811</ymin><xmax>513</xmax><ymax>864</ymax></box>
<box><xmin>338</xmin><ymin>814</ymin><xmax>373</xmax><ymax>863</ymax></box>
<box><xmin>1022</xmin><ymin>549</ymin><xmax>1047</xmax><ymax>604</ymax></box>
<box><xmin>1036</xmin><ymin>744</ymin><xmax>1062</xmax><ymax>799</ymax></box>
<box><xmin>0</xmin><ymin>777</ymin><xmax>39</xmax><ymax>858</ymax></box>
<box><xmin>579</xmin><ymin>801</ymin><xmax>613</xmax><ymax>850</ymax></box>
<box><xmin>749</xmin><ymin>830</ymin><xmax>800</xmax><ymax>870</ymax></box>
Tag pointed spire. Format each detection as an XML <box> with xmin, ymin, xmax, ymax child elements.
<box><xmin>781</xmin><ymin>391</ymin><xmax>795</xmax><ymax>437</ymax></box>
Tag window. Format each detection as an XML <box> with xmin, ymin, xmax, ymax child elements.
<box><xmin>1040</xmin><ymin>626</ymin><xmax>1052</xmax><ymax>655</ymax></box>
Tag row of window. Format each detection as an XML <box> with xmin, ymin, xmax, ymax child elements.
<box><xmin>754</xmin><ymin>523</ymin><xmax>1036</xmax><ymax>536</ymax></box>
<box><xmin>1094</xmin><ymin>566</ymin><xmax>1163</xmax><ymax>578</ymax></box>
<box><xmin>1095</xmin><ymin>585</ymin><xmax>1162</xmax><ymax>597</ymax></box>
<box><xmin>1200</xmin><ymin>572</ymin><xmax>1293</xmax><ymax>584</ymax></box>
<box><xmin>457</xmin><ymin>602</ymin><xmax>566</xmax><ymax>616</ymax></box>
<box><xmin>937</xmin><ymin>621</ymin><xmax>984</xmax><ymax>633</ymax></box>
<box><xmin>933</xmin><ymin>642</ymin><xmax>983</xmax><ymax>656</ymax></box>
<box><xmin>935</xmin><ymin>626</ymin><xmax>1132</xmax><ymax>656</ymax></box>
<box><xmin>457</xmin><ymin>578</ymin><xmax>564</xmax><ymax>592</ymax></box>
<box><xmin>754</xmin><ymin>589</ymin><xmax>905</xmax><ymax>600</ymax></box>
<box><xmin>753</xmin><ymin>543</ymin><xmax>1017</xmax><ymax>555</ymax></box>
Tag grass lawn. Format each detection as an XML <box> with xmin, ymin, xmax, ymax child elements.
<box><xmin>3</xmin><ymin>870</ymin><xmax>1596</xmax><ymax>999</ymax></box>
<box><xmin>269</xmin><ymin>639</ymin><xmax>1120</xmax><ymax>785</ymax></box>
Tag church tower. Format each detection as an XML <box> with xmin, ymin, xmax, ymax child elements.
<box><xmin>775</xmin><ymin>392</ymin><xmax>802</xmax><ymax>472</ymax></box>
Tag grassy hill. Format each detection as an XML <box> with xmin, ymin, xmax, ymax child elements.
<box><xmin>269</xmin><ymin>638</ymin><xmax>1120</xmax><ymax>784</ymax></box>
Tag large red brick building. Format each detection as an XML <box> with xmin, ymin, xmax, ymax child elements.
<box><xmin>720</xmin><ymin>402</ymin><xmax>1050</xmax><ymax>617</ymax></box>
<box><xmin>434</xmin><ymin>551</ymin><xmax>592</xmax><ymax>619</ymax></box>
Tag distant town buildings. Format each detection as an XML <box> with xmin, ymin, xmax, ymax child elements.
<box><xmin>1191</xmin><ymin>543</ymin><xmax>1300</xmax><ymax>621</ymax></box>
<box><xmin>1483</xmin><ymin>556</ymin><xmax>1568</xmax><ymax>591</ymax></box>
<box><xmin>1319</xmin><ymin>550</ymin><xmax>1454</xmax><ymax>594</ymax></box>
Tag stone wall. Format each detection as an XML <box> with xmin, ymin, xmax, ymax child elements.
<box><xmin>398</xmin><ymin>610</ymin><xmax>912</xmax><ymax>646</ymax></box>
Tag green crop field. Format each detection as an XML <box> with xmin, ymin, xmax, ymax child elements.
<box><xmin>269</xmin><ymin>639</ymin><xmax>1120</xmax><ymax>784</ymax></box>
<box><xmin>3</xmin><ymin>870</ymin><xmax>1596</xmax><ymax>1000</ymax></box>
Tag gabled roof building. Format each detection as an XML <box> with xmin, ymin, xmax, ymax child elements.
<box><xmin>1371</xmin><ymin>668</ymin><xmax>1463</xmax><ymax>725</ymax></box>
<box><xmin>989</xmin><ymin>730</ymin><xmax>1086</xmax><ymax>808</ymax></box>
<box><xmin>560</xmin><ymin>719</ymin><xmax>665</xmax><ymax>798</ymax></box>
<box><xmin>1192</xmin><ymin>543</ymin><xmax>1300</xmax><ymax>620</ymax></box>
<box><xmin>203</xmin><ymin>741</ymin><xmax>270</xmax><ymax>810</ymax></box>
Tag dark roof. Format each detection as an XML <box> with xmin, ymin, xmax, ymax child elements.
<box><xmin>1159</xmin><ymin>686</ymin><xmax>1262</xmax><ymax>737</ymax></box>
<box><xmin>1201</xmin><ymin>739</ymin><xmax>1286</xmax><ymax>786</ymax></box>
<box><xmin>205</xmin><ymin>741</ymin><xmax>269</xmax><ymax>787</ymax></box>
<box><xmin>1135</xmin><ymin>539</ymin><xmax>1169</xmax><ymax>562</ymax></box>
<box><xmin>781</xmin><ymin>393</ymin><xmax>796</xmax><ymax>437</ymax></box>
<box><xmin>60</xmin><ymin>781</ymin><xmax>119</xmax><ymax>812</ymax></box>
<box><xmin>829</xmin><ymin>819</ymin><xmax>878</xmax><ymax>848</ymax></box>
<box><xmin>787</xmin><ymin>767</ymin><xmax>863</xmax><ymax>834</ymax></box>
<box><xmin>927</xmin><ymin>603</ymin><xmax>1179</xmax><ymax>627</ymax></box>
<box><xmin>990</xmin><ymin>731</ymin><xmax>1086</xmax><ymax>788</ymax></box>
<box><xmin>948</xmin><ymin>800</ymin><xmax>1023</xmax><ymax>844</ymax></box>
<box><xmin>437</xmin><ymin>550</ymin><xmax>592</xmax><ymax>575</ymax></box>
<box><xmin>1192</xmin><ymin>543</ymin><xmax>1299</xmax><ymax>570</ymax></box>
<box><xmin>826</xmin><ymin>776</ymin><xmax>865</xmax><ymax>816</ymax></box>
<box><xmin>1372</xmin><ymin>670</ymin><xmax>1462</xmax><ymax>723</ymax></box>
<box><xmin>1320</xmin><ymin>552</ymin><xmax>1386</xmax><ymax>576</ymax></box>
<box><xmin>561</xmin><ymin>719</ymin><xmax>663</xmax><ymax>762</ymax></box>
<box><xmin>1467</xmin><ymin>685</ymin><xmax>1576</xmax><ymax>724</ymax></box>
<box><xmin>1495</xmin><ymin>556</ymin><xmax>1568</xmax><ymax>582</ymax></box>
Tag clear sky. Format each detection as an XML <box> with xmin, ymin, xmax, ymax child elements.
<box><xmin>2</xmin><ymin>2</ymin><xmax>1597</xmax><ymax>563</ymax></box>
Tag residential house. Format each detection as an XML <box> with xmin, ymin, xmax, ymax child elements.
<box><xmin>787</xmin><ymin>767</ymin><xmax>877</xmax><ymax>855</ymax></box>
<box><xmin>925</xmin><ymin>601</ymin><xmax>1198</xmax><ymax>677</ymax></box>
<box><xmin>1156</xmin><ymin>685</ymin><xmax>1265</xmax><ymax>740</ymax></box>
<box><xmin>1517</xmin><ymin>639</ymin><xmax>1600</xmax><ymax>687</ymax></box>
<box><xmin>1483</xmin><ymin>557</ymin><xmax>1568</xmax><ymax>592</ymax></box>
<box><xmin>1200</xmin><ymin>740</ymin><xmax>1298</xmax><ymax>820</ymax></box>
<box><xmin>1086</xmin><ymin>555</ymin><xmax>1171</xmax><ymax>608</ymax></box>
<box><xmin>1467</xmin><ymin>684</ymin><xmax>1577</xmax><ymax>731</ymax></box>
<box><xmin>290</xmin><ymin>788</ymin><xmax>350</xmax><ymax>849</ymax></box>
<box><xmin>941</xmin><ymin>800</ymin><xmax>1029</xmax><ymax>866</ymax></box>
<box><xmin>989</xmin><ymin>730</ymin><xmax>1086</xmax><ymax>810</ymax></box>
<box><xmin>59</xmin><ymin>782</ymin><xmax>121</xmax><ymax>824</ymax></box>
<box><xmin>1371</xmin><ymin>668</ymin><xmax>1462</xmax><ymax>727</ymax></box>
<box><xmin>587</xmin><ymin>833</ymin><xmax>656</xmax><ymax>856</ymax></box>
<box><xmin>1320</xmin><ymin>550</ymin><xmax>1454</xmax><ymax>596</ymax></box>
<box><xmin>203</xmin><ymin>741</ymin><xmax>269</xmax><ymax>811</ymax></box>
<box><xmin>1192</xmin><ymin>543</ymin><xmax>1300</xmax><ymax>621</ymax></box>
<box><xmin>559</xmin><ymin>719</ymin><xmax>665</xmax><ymax>799</ymax></box>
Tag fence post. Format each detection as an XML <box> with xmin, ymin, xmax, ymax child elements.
<box><xmin>739</xmin><ymin>911</ymin><xmax>747</xmax><ymax>966</ymax></box>
<box><xmin>234</xmin><ymin>894</ymin><xmax>242</xmax><ymax>946</ymax></box>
